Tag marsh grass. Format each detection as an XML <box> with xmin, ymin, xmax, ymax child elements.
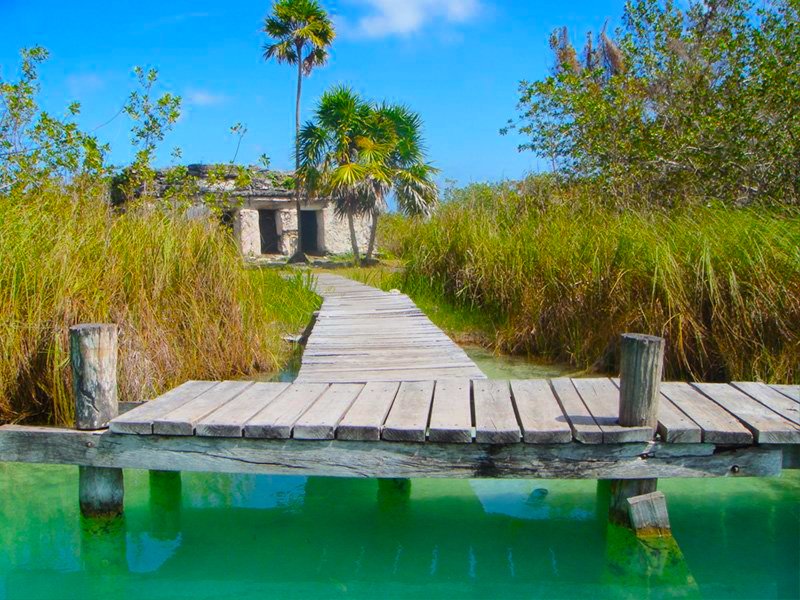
<box><xmin>0</xmin><ymin>184</ymin><xmax>320</xmax><ymax>424</ymax></box>
<box><xmin>378</xmin><ymin>183</ymin><xmax>800</xmax><ymax>382</ymax></box>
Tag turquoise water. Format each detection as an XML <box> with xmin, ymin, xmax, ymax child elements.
<box><xmin>463</xmin><ymin>345</ymin><xmax>574</xmax><ymax>379</ymax></box>
<box><xmin>0</xmin><ymin>463</ymin><xmax>797</xmax><ymax>599</ymax></box>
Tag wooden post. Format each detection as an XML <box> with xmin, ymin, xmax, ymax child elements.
<box><xmin>70</xmin><ymin>323</ymin><xmax>124</xmax><ymax>517</ymax></box>
<box><xmin>610</xmin><ymin>333</ymin><xmax>666</xmax><ymax>527</ymax></box>
<box><xmin>627</xmin><ymin>491</ymin><xmax>671</xmax><ymax>537</ymax></box>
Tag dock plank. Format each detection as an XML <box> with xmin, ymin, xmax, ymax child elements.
<box><xmin>428</xmin><ymin>380</ymin><xmax>472</xmax><ymax>443</ymax></box>
<box><xmin>660</xmin><ymin>382</ymin><xmax>752</xmax><ymax>444</ymax></box>
<box><xmin>195</xmin><ymin>382</ymin><xmax>290</xmax><ymax>437</ymax></box>
<box><xmin>473</xmin><ymin>380</ymin><xmax>521</xmax><ymax>444</ymax></box>
<box><xmin>731</xmin><ymin>382</ymin><xmax>800</xmax><ymax>426</ymax></box>
<box><xmin>692</xmin><ymin>383</ymin><xmax>800</xmax><ymax>444</ymax></box>
<box><xmin>153</xmin><ymin>381</ymin><xmax>253</xmax><ymax>436</ymax></box>
<box><xmin>550</xmin><ymin>378</ymin><xmax>603</xmax><ymax>444</ymax></box>
<box><xmin>509</xmin><ymin>379</ymin><xmax>572</xmax><ymax>444</ymax></box>
<box><xmin>337</xmin><ymin>381</ymin><xmax>400</xmax><ymax>441</ymax></box>
<box><xmin>243</xmin><ymin>383</ymin><xmax>329</xmax><ymax>439</ymax></box>
<box><xmin>293</xmin><ymin>384</ymin><xmax>364</xmax><ymax>440</ymax></box>
<box><xmin>382</xmin><ymin>381</ymin><xmax>435</xmax><ymax>442</ymax></box>
<box><xmin>572</xmin><ymin>378</ymin><xmax>653</xmax><ymax>443</ymax></box>
<box><xmin>770</xmin><ymin>384</ymin><xmax>799</xmax><ymax>403</ymax></box>
<box><xmin>110</xmin><ymin>380</ymin><xmax>218</xmax><ymax>434</ymax></box>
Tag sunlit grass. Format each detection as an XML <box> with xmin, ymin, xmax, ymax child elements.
<box><xmin>0</xmin><ymin>183</ymin><xmax>320</xmax><ymax>424</ymax></box>
<box><xmin>377</xmin><ymin>183</ymin><xmax>800</xmax><ymax>382</ymax></box>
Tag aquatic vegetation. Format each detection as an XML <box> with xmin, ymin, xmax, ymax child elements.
<box><xmin>0</xmin><ymin>183</ymin><xmax>320</xmax><ymax>424</ymax></box>
<box><xmin>379</xmin><ymin>182</ymin><xmax>800</xmax><ymax>382</ymax></box>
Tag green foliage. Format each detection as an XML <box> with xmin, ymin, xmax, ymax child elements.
<box><xmin>504</xmin><ymin>0</ymin><xmax>800</xmax><ymax>205</ymax></box>
<box><xmin>0</xmin><ymin>47</ymin><xmax>109</xmax><ymax>194</ymax></box>
<box><xmin>0</xmin><ymin>183</ymin><xmax>319</xmax><ymax>424</ymax></box>
<box><xmin>381</xmin><ymin>179</ymin><xmax>800</xmax><ymax>383</ymax></box>
<box><xmin>263</xmin><ymin>0</ymin><xmax>336</xmax><ymax>74</ymax></box>
<box><xmin>299</xmin><ymin>86</ymin><xmax>439</xmax><ymax>262</ymax></box>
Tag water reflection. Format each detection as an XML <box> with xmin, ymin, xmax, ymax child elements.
<box><xmin>0</xmin><ymin>464</ymin><xmax>797</xmax><ymax>599</ymax></box>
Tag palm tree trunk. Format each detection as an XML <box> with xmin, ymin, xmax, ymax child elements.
<box><xmin>348</xmin><ymin>212</ymin><xmax>361</xmax><ymax>266</ymax></box>
<box><xmin>365</xmin><ymin>209</ymin><xmax>379</xmax><ymax>261</ymax></box>
<box><xmin>290</xmin><ymin>44</ymin><xmax>305</xmax><ymax>262</ymax></box>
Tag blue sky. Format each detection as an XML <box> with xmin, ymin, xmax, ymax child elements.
<box><xmin>1</xmin><ymin>0</ymin><xmax>624</xmax><ymax>186</ymax></box>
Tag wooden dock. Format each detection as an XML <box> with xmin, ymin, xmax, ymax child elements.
<box><xmin>0</xmin><ymin>288</ymin><xmax>798</xmax><ymax>529</ymax></box>
<box><xmin>296</xmin><ymin>273</ymin><xmax>485</xmax><ymax>383</ymax></box>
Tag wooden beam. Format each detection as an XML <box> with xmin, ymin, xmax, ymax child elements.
<box><xmin>0</xmin><ymin>425</ymin><xmax>781</xmax><ymax>479</ymax></box>
<box><xmin>627</xmin><ymin>491</ymin><xmax>671</xmax><ymax>537</ymax></box>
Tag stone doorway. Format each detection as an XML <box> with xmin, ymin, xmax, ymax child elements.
<box><xmin>300</xmin><ymin>210</ymin><xmax>321</xmax><ymax>255</ymax></box>
<box><xmin>258</xmin><ymin>210</ymin><xmax>279</xmax><ymax>254</ymax></box>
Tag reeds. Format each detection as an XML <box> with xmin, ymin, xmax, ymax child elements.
<box><xmin>0</xmin><ymin>183</ymin><xmax>319</xmax><ymax>424</ymax></box>
<box><xmin>379</xmin><ymin>182</ymin><xmax>800</xmax><ymax>382</ymax></box>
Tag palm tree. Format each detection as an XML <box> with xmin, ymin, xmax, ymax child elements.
<box><xmin>298</xmin><ymin>86</ymin><xmax>390</xmax><ymax>265</ymax></box>
<box><xmin>362</xmin><ymin>103</ymin><xmax>438</xmax><ymax>261</ymax></box>
<box><xmin>263</xmin><ymin>0</ymin><xmax>335</xmax><ymax>262</ymax></box>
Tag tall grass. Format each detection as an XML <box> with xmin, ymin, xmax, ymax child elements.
<box><xmin>0</xmin><ymin>184</ymin><xmax>320</xmax><ymax>424</ymax></box>
<box><xmin>379</xmin><ymin>182</ymin><xmax>800</xmax><ymax>383</ymax></box>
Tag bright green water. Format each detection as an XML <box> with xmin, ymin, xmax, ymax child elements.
<box><xmin>0</xmin><ymin>463</ymin><xmax>797</xmax><ymax>599</ymax></box>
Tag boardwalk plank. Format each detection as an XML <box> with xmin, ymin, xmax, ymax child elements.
<box><xmin>770</xmin><ymin>384</ymin><xmax>799</xmax><ymax>404</ymax></box>
<box><xmin>473</xmin><ymin>380</ymin><xmax>521</xmax><ymax>444</ymax></box>
<box><xmin>692</xmin><ymin>383</ymin><xmax>800</xmax><ymax>444</ymax></box>
<box><xmin>660</xmin><ymin>382</ymin><xmax>752</xmax><ymax>444</ymax></box>
<box><xmin>731</xmin><ymin>382</ymin><xmax>800</xmax><ymax>426</ymax></box>
<box><xmin>428</xmin><ymin>380</ymin><xmax>473</xmax><ymax>443</ymax></box>
<box><xmin>243</xmin><ymin>383</ymin><xmax>329</xmax><ymax>439</ymax></box>
<box><xmin>293</xmin><ymin>384</ymin><xmax>364</xmax><ymax>440</ymax></box>
<box><xmin>195</xmin><ymin>382</ymin><xmax>290</xmax><ymax>437</ymax></box>
<box><xmin>153</xmin><ymin>381</ymin><xmax>253</xmax><ymax>436</ymax></box>
<box><xmin>110</xmin><ymin>380</ymin><xmax>218</xmax><ymax>434</ymax></box>
<box><xmin>337</xmin><ymin>382</ymin><xmax>400</xmax><ymax>441</ymax></box>
<box><xmin>382</xmin><ymin>381</ymin><xmax>435</xmax><ymax>442</ymax></box>
<box><xmin>509</xmin><ymin>379</ymin><xmax>572</xmax><ymax>444</ymax></box>
<box><xmin>572</xmin><ymin>378</ymin><xmax>653</xmax><ymax>443</ymax></box>
<box><xmin>550</xmin><ymin>378</ymin><xmax>603</xmax><ymax>444</ymax></box>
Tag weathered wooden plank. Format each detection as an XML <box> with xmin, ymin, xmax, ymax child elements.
<box><xmin>731</xmin><ymin>382</ymin><xmax>800</xmax><ymax>426</ymax></box>
<box><xmin>336</xmin><ymin>382</ymin><xmax>400</xmax><ymax>441</ymax></box>
<box><xmin>660</xmin><ymin>382</ymin><xmax>753</xmax><ymax>444</ymax></box>
<box><xmin>692</xmin><ymin>383</ymin><xmax>800</xmax><ymax>444</ymax></box>
<box><xmin>293</xmin><ymin>384</ymin><xmax>364</xmax><ymax>440</ymax></box>
<box><xmin>473</xmin><ymin>380</ymin><xmax>521</xmax><ymax>444</ymax></box>
<box><xmin>572</xmin><ymin>378</ymin><xmax>653</xmax><ymax>443</ymax></box>
<box><xmin>509</xmin><ymin>379</ymin><xmax>572</xmax><ymax>443</ymax></box>
<box><xmin>382</xmin><ymin>381</ymin><xmax>435</xmax><ymax>442</ymax></box>
<box><xmin>153</xmin><ymin>381</ymin><xmax>253</xmax><ymax>436</ymax></box>
<box><xmin>110</xmin><ymin>381</ymin><xmax>218</xmax><ymax>434</ymax></box>
<box><xmin>550</xmin><ymin>378</ymin><xmax>603</xmax><ymax>444</ymax></box>
<box><xmin>0</xmin><ymin>426</ymin><xmax>782</xmax><ymax>479</ymax></box>
<box><xmin>195</xmin><ymin>382</ymin><xmax>290</xmax><ymax>437</ymax></box>
<box><xmin>627</xmin><ymin>491</ymin><xmax>671</xmax><ymax>537</ymax></box>
<box><xmin>243</xmin><ymin>383</ymin><xmax>329</xmax><ymax>439</ymax></box>
<box><xmin>610</xmin><ymin>379</ymin><xmax>702</xmax><ymax>443</ymax></box>
<box><xmin>770</xmin><ymin>384</ymin><xmax>799</xmax><ymax>403</ymax></box>
<box><xmin>428</xmin><ymin>380</ymin><xmax>472</xmax><ymax>443</ymax></box>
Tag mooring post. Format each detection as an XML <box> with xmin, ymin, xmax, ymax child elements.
<box><xmin>70</xmin><ymin>323</ymin><xmax>124</xmax><ymax>518</ymax></box>
<box><xmin>609</xmin><ymin>332</ymin><xmax>666</xmax><ymax>527</ymax></box>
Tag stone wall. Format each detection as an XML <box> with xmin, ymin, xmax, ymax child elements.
<box><xmin>234</xmin><ymin>209</ymin><xmax>260</xmax><ymax>257</ymax></box>
<box><xmin>321</xmin><ymin>207</ymin><xmax>371</xmax><ymax>254</ymax></box>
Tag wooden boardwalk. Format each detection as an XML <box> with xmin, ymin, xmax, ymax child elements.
<box><xmin>295</xmin><ymin>273</ymin><xmax>485</xmax><ymax>383</ymax></box>
<box><xmin>106</xmin><ymin>378</ymin><xmax>799</xmax><ymax>446</ymax></box>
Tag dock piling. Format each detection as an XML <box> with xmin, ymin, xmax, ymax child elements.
<box><xmin>610</xmin><ymin>333</ymin><xmax>666</xmax><ymax>527</ymax></box>
<box><xmin>70</xmin><ymin>323</ymin><xmax>124</xmax><ymax>517</ymax></box>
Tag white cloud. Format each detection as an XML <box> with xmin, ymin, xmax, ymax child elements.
<box><xmin>184</xmin><ymin>89</ymin><xmax>229</xmax><ymax>107</ymax></box>
<box><xmin>342</xmin><ymin>0</ymin><xmax>482</xmax><ymax>38</ymax></box>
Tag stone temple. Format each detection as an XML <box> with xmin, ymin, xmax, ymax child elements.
<box><xmin>156</xmin><ymin>165</ymin><xmax>372</xmax><ymax>257</ymax></box>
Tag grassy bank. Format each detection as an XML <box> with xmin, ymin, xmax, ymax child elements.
<box><xmin>0</xmin><ymin>184</ymin><xmax>319</xmax><ymax>425</ymax></box>
<box><xmin>378</xmin><ymin>183</ymin><xmax>800</xmax><ymax>383</ymax></box>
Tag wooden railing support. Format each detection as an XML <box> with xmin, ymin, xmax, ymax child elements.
<box><xmin>610</xmin><ymin>333</ymin><xmax>666</xmax><ymax>527</ymax></box>
<box><xmin>70</xmin><ymin>323</ymin><xmax>124</xmax><ymax>517</ymax></box>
